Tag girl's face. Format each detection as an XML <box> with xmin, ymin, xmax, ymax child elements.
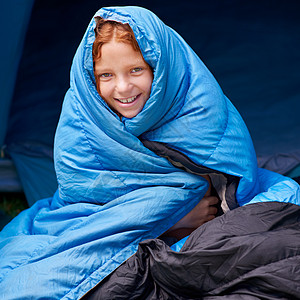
<box><xmin>94</xmin><ymin>40</ymin><xmax>153</xmax><ymax>119</ymax></box>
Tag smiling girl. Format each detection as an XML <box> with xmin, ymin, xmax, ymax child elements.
<box><xmin>93</xmin><ymin>20</ymin><xmax>153</xmax><ymax>119</ymax></box>
<box><xmin>2</xmin><ymin>6</ymin><xmax>298</xmax><ymax>299</ymax></box>
<box><xmin>92</xmin><ymin>18</ymin><xmax>218</xmax><ymax>239</ymax></box>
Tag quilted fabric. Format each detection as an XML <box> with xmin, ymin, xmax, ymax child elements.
<box><xmin>0</xmin><ymin>6</ymin><xmax>299</xmax><ymax>299</ymax></box>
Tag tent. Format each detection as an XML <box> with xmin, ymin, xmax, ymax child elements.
<box><xmin>1</xmin><ymin>0</ymin><xmax>300</xmax><ymax>207</ymax></box>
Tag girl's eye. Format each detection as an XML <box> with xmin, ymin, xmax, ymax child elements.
<box><xmin>100</xmin><ymin>73</ymin><xmax>112</xmax><ymax>78</ymax></box>
<box><xmin>131</xmin><ymin>67</ymin><xmax>142</xmax><ymax>73</ymax></box>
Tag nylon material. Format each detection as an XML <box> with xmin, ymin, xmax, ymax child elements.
<box><xmin>31</xmin><ymin>203</ymin><xmax>103</xmax><ymax>236</ymax></box>
<box><xmin>95</xmin><ymin>8</ymin><xmax>209</xmax><ymax>136</ymax></box>
<box><xmin>74</xmin><ymin>244</ymin><xmax>139</xmax><ymax>300</ymax></box>
<box><xmin>56</xmin><ymin>86</ymin><xmax>200</xmax><ymax>205</ymax></box>
<box><xmin>56</xmin><ymin>116</ymin><xmax>209</xmax><ymax>202</ymax></box>
<box><xmin>81</xmin><ymin>206</ymin><xmax>300</xmax><ymax>300</ymax></box>
<box><xmin>162</xmin><ymin>158</ymin><xmax>227</xmax><ymax>211</ymax></box>
<box><xmin>1</xmin><ymin>6</ymin><xmax>299</xmax><ymax>299</ymax></box>
<box><xmin>99</xmin><ymin>7</ymin><xmax>160</xmax><ymax>68</ymax></box>
<box><xmin>43</xmin><ymin>184</ymin><xmax>207</xmax><ymax>245</ymax></box>
<box><xmin>1</xmin><ymin>189</ymin><xmax>204</xmax><ymax>299</ymax></box>
<box><xmin>170</xmin><ymin>236</ymin><xmax>189</xmax><ymax>252</ymax></box>
<box><xmin>142</xmin><ymin>202</ymin><xmax>300</xmax><ymax>299</ymax></box>
<box><xmin>225</xmin><ymin>180</ymin><xmax>240</xmax><ymax>210</ymax></box>
<box><xmin>245</xmin><ymin>168</ymin><xmax>300</xmax><ymax>206</ymax></box>
<box><xmin>121</xmin><ymin>23</ymin><xmax>191</xmax><ymax>134</ymax></box>
<box><xmin>201</xmin><ymin>100</ymin><xmax>259</xmax><ymax>204</ymax></box>
<box><xmin>100</xmin><ymin>171</ymin><xmax>207</xmax><ymax>190</ymax></box>
<box><xmin>258</xmin><ymin>151</ymin><xmax>300</xmax><ymax>175</ymax></box>
<box><xmin>142</xmin><ymin>84</ymin><xmax>228</xmax><ymax>165</ymax></box>
<box><xmin>168</xmin><ymin>159</ymin><xmax>209</xmax><ymax>175</ymax></box>
<box><xmin>210</xmin><ymin>173</ymin><xmax>229</xmax><ymax>212</ymax></box>
<box><xmin>0</xmin><ymin>197</ymin><xmax>50</xmax><ymax>238</ymax></box>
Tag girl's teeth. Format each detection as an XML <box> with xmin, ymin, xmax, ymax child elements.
<box><xmin>117</xmin><ymin>96</ymin><xmax>137</xmax><ymax>103</ymax></box>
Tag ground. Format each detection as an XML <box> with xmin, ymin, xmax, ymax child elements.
<box><xmin>0</xmin><ymin>193</ymin><xmax>28</xmax><ymax>230</ymax></box>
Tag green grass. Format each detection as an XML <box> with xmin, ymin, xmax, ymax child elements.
<box><xmin>0</xmin><ymin>193</ymin><xmax>28</xmax><ymax>218</ymax></box>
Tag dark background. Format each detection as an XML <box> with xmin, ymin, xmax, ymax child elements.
<box><xmin>1</xmin><ymin>0</ymin><xmax>300</xmax><ymax>228</ymax></box>
<box><xmin>7</xmin><ymin>0</ymin><xmax>300</xmax><ymax>156</ymax></box>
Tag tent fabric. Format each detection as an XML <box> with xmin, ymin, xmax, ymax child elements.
<box><xmin>0</xmin><ymin>0</ymin><xmax>34</xmax><ymax>147</ymax></box>
<box><xmin>0</xmin><ymin>0</ymin><xmax>59</xmax><ymax>204</ymax></box>
<box><xmin>9</xmin><ymin>152</ymin><xmax>57</xmax><ymax>207</ymax></box>
<box><xmin>0</xmin><ymin>6</ymin><xmax>299</xmax><ymax>299</ymax></box>
<box><xmin>0</xmin><ymin>159</ymin><xmax>22</xmax><ymax>193</ymax></box>
<box><xmin>1</xmin><ymin>0</ymin><xmax>300</xmax><ymax>206</ymax></box>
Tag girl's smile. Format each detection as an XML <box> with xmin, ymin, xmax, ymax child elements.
<box><xmin>94</xmin><ymin>40</ymin><xmax>153</xmax><ymax>118</ymax></box>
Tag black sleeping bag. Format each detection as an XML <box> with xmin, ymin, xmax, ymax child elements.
<box><xmin>84</xmin><ymin>201</ymin><xmax>300</xmax><ymax>300</ymax></box>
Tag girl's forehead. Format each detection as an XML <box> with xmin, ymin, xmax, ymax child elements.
<box><xmin>95</xmin><ymin>41</ymin><xmax>147</xmax><ymax>71</ymax></box>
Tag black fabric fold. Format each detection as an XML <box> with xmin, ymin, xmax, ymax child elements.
<box><xmin>142</xmin><ymin>139</ymin><xmax>240</xmax><ymax>210</ymax></box>
<box><xmin>83</xmin><ymin>201</ymin><xmax>300</xmax><ymax>300</ymax></box>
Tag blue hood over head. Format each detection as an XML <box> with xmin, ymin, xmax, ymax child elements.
<box><xmin>0</xmin><ymin>6</ymin><xmax>299</xmax><ymax>300</ymax></box>
<box><xmin>54</xmin><ymin>6</ymin><xmax>259</xmax><ymax>207</ymax></box>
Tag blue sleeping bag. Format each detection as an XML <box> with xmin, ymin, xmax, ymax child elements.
<box><xmin>0</xmin><ymin>6</ymin><xmax>299</xmax><ymax>299</ymax></box>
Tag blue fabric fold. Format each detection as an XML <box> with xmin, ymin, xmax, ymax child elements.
<box><xmin>0</xmin><ymin>6</ymin><xmax>299</xmax><ymax>299</ymax></box>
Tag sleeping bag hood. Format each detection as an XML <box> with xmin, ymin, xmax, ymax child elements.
<box><xmin>0</xmin><ymin>6</ymin><xmax>299</xmax><ymax>300</ymax></box>
<box><xmin>54</xmin><ymin>6</ymin><xmax>260</xmax><ymax>207</ymax></box>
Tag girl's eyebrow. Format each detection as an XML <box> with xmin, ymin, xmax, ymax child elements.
<box><xmin>95</xmin><ymin>65</ymin><xmax>145</xmax><ymax>74</ymax></box>
<box><xmin>94</xmin><ymin>66</ymin><xmax>112</xmax><ymax>75</ymax></box>
<box><xmin>94</xmin><ymin>58</ymin><xmax>148</xmax><ymax>74</ymax></box>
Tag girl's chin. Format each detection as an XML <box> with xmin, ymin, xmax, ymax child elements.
<box><xmin>118</xmin><ymin>108</ymin><xmax>142</xmax><ymax>119</ymax></box>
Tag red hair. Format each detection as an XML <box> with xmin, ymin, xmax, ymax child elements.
<box><xmin>93</xmin><ymin>18</ymin><xmax>141</xmax><ymax>60</ymax></box>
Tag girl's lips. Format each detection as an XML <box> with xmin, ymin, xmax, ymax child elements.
<box><xmin>115</xmin><ymin>95</ymin><xmax>138</xmax><ymax>103</ymax></box>
<box><xmin>115</xmin><ymin>94</ymin><xmax>141</xmax><ymax>106</ymax></box>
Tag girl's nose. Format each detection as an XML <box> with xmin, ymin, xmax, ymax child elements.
<box><xmin>115</xmin><ymin>76</ymin><xmax>131</xmax><ymax>94</ymax></box>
